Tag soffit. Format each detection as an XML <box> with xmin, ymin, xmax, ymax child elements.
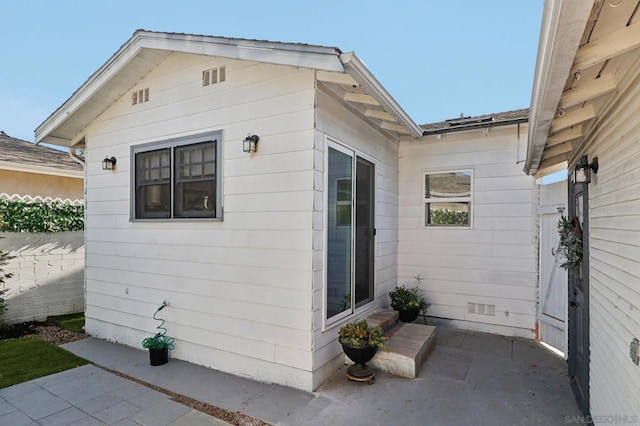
<box><xmin>532</xmin><ymin>0</ymin><xmax>640</xmax><ymax>177</ymax></box>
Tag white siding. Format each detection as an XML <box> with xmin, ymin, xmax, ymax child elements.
<box><xmin>398</xmin><ymin>125</ymin><xmax>539</xmax><ymax>337</ymax></box>
<box><xmin>577</xmin><ymin>64</ymin><xmax>640</xmax><ymax>417</ymax></box>
<box><xmin>311</xmin><ymin>87</ymin><xmax>400</xmax><ymax>388</ymax></box>
<box><xmin>83</xmin><ymin>53</ymin><xmax>317</xmax><ymax>390</ymax></box>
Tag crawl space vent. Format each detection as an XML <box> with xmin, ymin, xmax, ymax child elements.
<box><xmin>467</xmin><ymin>303</ymin><xmax>496</xmax><ymax>316</ymax></box>
<box><xmin>203</xmin><ymin>66</ymin><xmax>226</xmax><ymax>87</ymax></box>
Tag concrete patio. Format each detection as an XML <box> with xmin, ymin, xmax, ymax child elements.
<box><xmin>1</xmin><ymin>327</ymin><xmax>582</xmax><ymax>425</ymax></box>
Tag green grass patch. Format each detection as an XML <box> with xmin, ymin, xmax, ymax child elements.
<box><xmin>48</xmin><ymin>313</ymin><xmax>85</xmax><ymax>333</ymax></box>
<box><xmin>0</xmin><ymin>338</ymin><xmax>89</xmax><ymax>388</ymax></box>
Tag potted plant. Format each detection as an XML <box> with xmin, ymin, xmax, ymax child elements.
<box><xmin>338</xmin><ymin>320</ymin><xmax>388</xmax><ymax>381</ymax></box>
<box><xmin>389</xmin><ymin>274</ymin><xmax>430</xmax><ymax>324</ymax></box>
<box><xmin>142</xmin><ymin>302</ymin><xmax>175</xmax><ymax>366</ymax></box>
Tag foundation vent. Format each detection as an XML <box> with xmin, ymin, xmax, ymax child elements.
<box><xmin>467</xmin><ymin>303</ymin><xmax>496</xmax><ymax>316</ymax></box>
<box><xmin>203</xmin><ymin>66</ymin><xmax>226</xmax><ymax>87</ymax></box>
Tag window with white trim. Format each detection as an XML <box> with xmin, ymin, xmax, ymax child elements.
<box><xmin>424</xmin><ymin>170</ymin><xmax>472</xmax><ymax>227</ymax></box>
<box><xmin>132</xmin><ymin>132</ymin><xmax>222</xmax><ymax>220</ymax></box>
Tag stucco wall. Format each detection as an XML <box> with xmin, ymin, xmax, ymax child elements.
<box><xmin>0</xmin><ymin>169</ymin><xmax>83</xmax><ymax>201</ymax></box>
<box><xmin>1</xmin><ymin>231</ymin><xmax>85</xmax><ymax>324</ymax></box>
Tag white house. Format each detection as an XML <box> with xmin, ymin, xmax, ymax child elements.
<box><xmin>35</xmin><ymin>30</ymin><xmax>540</xmax><ymax>392</ymax></box>
<box><xmin>400</xmin><ymin>110</ymin><xmax>538</xmax><ymax>339</ymax></box>
<box><xmin>526</xmin><ymin>0</ymin><xmax>640</xmax><ymax>418</ymax></box>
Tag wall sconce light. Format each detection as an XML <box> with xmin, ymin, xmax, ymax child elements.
<box><xmin>573</xmin><ymin>155</ymin><xmax>598</xmax><ymax>184</ymax></box>
<box><xmin>102</xmin><ymin>156</ymin><xmax>117</xmax><ymax>171</ymax></box>
<box><xmin>243</xmin><ymin>134</ymin><xmax>259</xmax><ymax>153</ymax></box>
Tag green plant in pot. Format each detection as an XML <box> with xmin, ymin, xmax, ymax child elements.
<box><xmin>338</xmin><ymin>320</ymin><xmax>387</xmax><ymax>381</ymax></box>
<box><xmin>389</xmin><ymin>274</ymin><xmax>430</xmax><ymax>324</ymax></box>
<box><xmin>142</xmin><ymin>302</ymin><xmax>175</xmax><ymax>366</ymax></box>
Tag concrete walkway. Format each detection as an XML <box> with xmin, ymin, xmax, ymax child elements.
<box><xmin>0</xmin><ymin>364</ymin><xmax>228</xmax><ymax>425</ymax></box>
<box><xmin>2</xmin><ymin>327</ymin><xmax>582</xmax><ymax>425</ymax></box>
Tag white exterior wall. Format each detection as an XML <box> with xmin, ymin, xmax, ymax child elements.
<box><xmin>311</xmin><ymin>87</ymin><xmax>400</xmax><ymax>388</ymax></box>
<box><xmin>1</xmin><ymin>231</ymin><xmax>84</xmax><ymax>323</ymax></box>
<box><xmin>83</xmin><ymin>52</ymin><xmax>318</xmax><ymax>390</ymax></box>
<box><xmin>398</xmin><ymin>124</ymin><xmax>539</xmax><ymax>337</ymax></box>
<box><xmin>578</xmin><ymin>68</ymin><xmax>640</xmax><ymax>418</ymax></box>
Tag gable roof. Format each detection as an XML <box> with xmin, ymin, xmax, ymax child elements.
<box><xmin>35</xmin><ymin>30</ymin><xmax>422</xmax><ymax>146</ymax></box>
<box><xmin>0</xmin><ymin>131</ymin><xmax>82</xmax><ymax>178</ymax></box>
<box><xmin>421</xmin><ymin>108</ymin><xmax>529</xmax><ymax>135</ymax></box>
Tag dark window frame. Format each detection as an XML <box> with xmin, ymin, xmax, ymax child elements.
<box><xmin>131</xmin><ymin>131</ymin><xmax>223</xmax><ymax>221</ymax></box>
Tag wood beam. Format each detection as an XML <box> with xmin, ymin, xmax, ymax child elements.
<box><xmin>380</xmin><ymin>121</ymin><xmax>409</xmax><ymax>134</ymax></box>
<box><xmin>572</xmin><ymin>21</ymin><xmax>640</xmax><ymax>72</ymax></box>
<box><xmin>364</xmin><ymin>109</ymin><xmax>397</xmax><ymax>122</ymax></box>
<box><xmin>535</xmin><ymin>159</ymin><xmax>568</xmax><ymax>179</ymax></box>
<box><xmin>317</xmin><ymin>71</ymin><xmax>359</xmax><ymax>87</ymax></box>
<box><xmin>550</xmin><ymin>104</ymin><xmax>595</xmax><ymax>133</ymax></box>
<box><xmin>559</xmin><ymin>74</ymin><xmax>617</xmax><ymax>109</ymax></box>
<box><xmin>537</xmin><ymin>153</ymin><xmax>569</xmax><ymax>175</ymax></box>
<box><xmin>547</xmin><ymin>126</ymin><xmax>583</xmax><ymax>147</ymax></box>
<box><xmin>343</xmin><ymin>92</ymin><xmax>378</xmax><ymax>106</ymax></box>
<box><xmin>542</xmin><ymin>141</ymin><xmax>574</xmax><ymax>161</ymax></box>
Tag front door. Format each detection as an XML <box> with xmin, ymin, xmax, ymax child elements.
<box><xmin>567</xmin><ymin>178</ymin><xmax>590</xmax><ymax>415</ymax></box>
<box><xmin>326</xmin><ymin>143</ymin><xmax>375</xmax><ymax>323</ymax></box>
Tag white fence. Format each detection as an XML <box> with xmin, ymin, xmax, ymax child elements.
<box><xmin>1</xmin><ymin>231</ymin><xmax>84</xmax><ymax>324</ymax></box>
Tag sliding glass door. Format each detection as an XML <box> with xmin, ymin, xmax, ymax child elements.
<box><xmin>326</xmin><ymin>143</ymin><xmax>375</xmax><ymax>323</ymax></box>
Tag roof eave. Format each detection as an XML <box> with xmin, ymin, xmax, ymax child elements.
<box><xmin>35</xmin><ymin>30</ymin><xmax>345</xmax><ymax>146</ymax></box>
<box><xmin>0</xmin><ymin>160</ymin><xmax>83</xmax><ymax>178</ymax></box>
<box><xmin>525</xmin><ymin>0</ymin><xmax>595</xmax><ymax>176</ymax></box>
<box><xmin>339</xmin><ymin>52</ymin><xmax>423</xmax><ymax>139</ymax></box>
<box><xmin>422</xmin><ymin>117</ymin><xmax>529</xmax><ymax>136</ymax></box>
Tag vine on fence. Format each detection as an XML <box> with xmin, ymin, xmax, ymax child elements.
<box><xmin>0</xmin><ymin>200</ymin><xmax>84</xmax><ymax>233</ymax></box>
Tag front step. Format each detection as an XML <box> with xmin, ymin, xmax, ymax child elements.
<box><xmin>345</xmin><ymin>309</ymin><xmax>437</xmax><ymax>379</ymax></box>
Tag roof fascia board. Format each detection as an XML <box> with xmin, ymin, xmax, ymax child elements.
<box><xmin>0</xmin><ymin>160</ymin><xmax>83</xmax><ymax>178</ymax></box>
<box><xmin>525</xmin><ymin>0</ymin><xmax>595</xmax><ymax>175</ymax></box>
<box><xmin>339</xmin><ymin>52</ymin><xmax>423</xmax><ymax>139</ymax></box>
<box><xmin>422</xmin><ymin>117</ymin><xmax>529</xmax><ymax>136</ymax></box>
<box><xmin>36</xmin><ymin>30</ymin><xmax>345</xmax><ymax>145</ymax></box>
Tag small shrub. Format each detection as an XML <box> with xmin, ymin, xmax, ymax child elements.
<box><xmin>0</xmin><ymin>237</ymin><xmax>14</xmax><ymax>327</ymax></box>
<box><xmin>338</xmin><ymin>320</ymin><xmax>388</xmax><ymax>350</ymax></box>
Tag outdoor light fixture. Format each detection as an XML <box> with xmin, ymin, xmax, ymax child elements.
<box><xmin>573</xmin><ymin>155</ymin><xmax>598</xmax><ymax>184</ymax></box>
<box><xmin>243</xmin><ymin>134</ymin><xmax>259</xmax><ymax>153</ymax></box>
<box><xmin>102</xmin><ymin>156</ymin><xmax>117</xmax><ymax>171</ymax></box>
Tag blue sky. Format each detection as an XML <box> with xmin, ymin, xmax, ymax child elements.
<box><xmin>0</xmin><ymin>1</ymin><xmax>543</xmax><ymax>143</ymax></box>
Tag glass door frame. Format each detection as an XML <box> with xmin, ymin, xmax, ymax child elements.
<box><xmin>323</xmin><ymin>137</ymin><xmax>376</xmax><ymax>329</ymax></box>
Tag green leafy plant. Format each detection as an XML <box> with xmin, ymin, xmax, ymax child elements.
<box><xmin>557</xmin><ymin>215</ymin><xmax>583</xmax><ymax>272</ymax></box>
<box><xmin>389</xmin><ymin>274</ymin><xmax>430</xmax><ymax>324</ymax></box>
<box><xmin>0</xmin><ymin>237</ymin><xmax>15</xmax><ymax>327</ymax></box>
<box><xmin>338</xmin><ymin>320</ymin><xmax>388</xmax><ymax>351</ymax></box>
<box><xmin>0</xmin><ymin>200</ymin><xmax>84</xmax><ymax>233</ymax></box>
<box><xmin>431</xmin><ymin>209</ymin><xmax>468</xmax><ymax>225</ymax></box>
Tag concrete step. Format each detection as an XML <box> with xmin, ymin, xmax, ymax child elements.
<box><xmin>345</xmin><ymin>309</ymin><xmax>437</xmax><ymax>378</ymax></box>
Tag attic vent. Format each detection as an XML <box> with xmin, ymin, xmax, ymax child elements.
<box><xmin>203</xmin><ymin>66</ymin><xmax>226</xmax><ymax>87</ymax></box>
<box><xmin>467</xmin><ymin>303</ymin><xmax>496</xmax><ymax>316</ymax></box>
<box><xmin>132</xmin><ymin>88</ymin><xmax>149</xmax><ymax>105</ymax></box>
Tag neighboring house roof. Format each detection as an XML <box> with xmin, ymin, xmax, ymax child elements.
<box><xmin>0</xmin><ymin>130</ymin><xmax>83</xmax><ymax>178</ymax></box>
<box><xmin>35</xmin><ymin>30</ymin><xmax>423</xmax><ymax>146</ymax></box>
<box><xmin>421</xmin><ymin>108</ymin><xmax>529</xmax><ymax>135</ymax></box>
<box><xmin>526</xmin><ymin>0</ymin><xmax>638</xmax><ymax>177</ymax></box>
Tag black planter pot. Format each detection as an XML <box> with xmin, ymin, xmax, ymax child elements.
<box><xmin>149</xmin><ymin>347</ymin><xmax>169</xmax><ymax>366</ymax></box>
<box><xmin>341</xmin><ymin>342</ymin><xmax>379</xmax><ymax>381</ymax></box>
<box><xmin>397</xmin><ymin>307</ymin><xmax>420</xmax><ymax>323</ymax></box>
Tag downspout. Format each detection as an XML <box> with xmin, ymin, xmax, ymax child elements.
<box><xmin>68</xmin><ymin>147</ymin><xmax>85</xmax><ymax>167</ymax></box>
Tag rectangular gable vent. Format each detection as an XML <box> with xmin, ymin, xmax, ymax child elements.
<box><xmin>203</xmin><ymin>66</ymin><xmax>226</xmax><ymax>87</ymax></box>
<box><xmin>132</xmin><ymin>88</ymin><xmax>149</xmax><ymax>105</ymax></box>
<box><xmin>467</xmin><ymin>303</ymin><xmax>496</xmax><ymax>316</ymax></box>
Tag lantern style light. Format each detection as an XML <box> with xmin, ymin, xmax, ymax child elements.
<box><xmin>573</xmin><ymin>155</ymin><xmax>598</xmax><ymax>184</ymax></box>
<box><xmin>243</xmin><ymin>134</ymin><xmax>259</xmax><ymax>153</ymax></box>
<box><xmin>102</xmin><ymin>156</ymin><xmax>117</xmax><ymax>171</ymax></box>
